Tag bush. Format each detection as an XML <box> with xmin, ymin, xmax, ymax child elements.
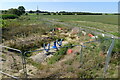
<box><xmin>2</xmin><ymin>14</ymin><xmax>18</xmax><ymax>19</ymax></box>
<box><xmin>25</xmin><ymin>13</ymin><xmax>28</xmax><ymax>15</ymax></box>
<box><xmin>2</xmin><ymin>20</ymin><xmax>8</xmax><ymax>28</ymax></box>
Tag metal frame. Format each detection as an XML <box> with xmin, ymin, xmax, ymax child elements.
<box><xmin>0</xmin><ymin>45</ymin><xmax>27</xmax><ymax>79</ymax></box>
<box><xmin>103</xmin><ymin>39</ymin><xmax>115</xmax><ymax>77</ymax></box>
<box><xmin>0</xmin><ymin>38</ymin><xmax>115</xmax><ymax>78</ymax></box>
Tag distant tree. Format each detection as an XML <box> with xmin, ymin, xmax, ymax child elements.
<box><xmin>18</xmin><ymin>6</ymin><xmax>25</xmax><ymax>14</ymax></box>
<box><xmin>2</xmin><ymin>10</ymin><xmax>8</xmax><ymax>14</ymax></box>
<box><xmin>47</xmin><ymin>13</ymin><xmax>51</xmax><ymax>15</ymax></box>
<box><xmin>36</xmin><ymin>10</ymin><xmax>40</xmax><ymax>13</ymax></box>
<box><xmin>25</xmin><ymin>13</ymin><xmax>28</xmax><ymax>15</ymax></box>
<box><xmin>53</xmin><ymin>13</ymin><xmax>56</xmax><ymax>15</ymax></box>
<box><xmin>8</xmin><ymin>8</ymin><xmax>22</xmax><ymax>16</ymax></box>
<box><xmin>29</xmin><ymin>10</ymin><xmax>34</xmax><ymax>13</ymax></box>
<box><xmin>36</xmin><ymin>10</ymin><xmax>40</xmax><ymax>15</ymax></box>
<box><xmin>59</xmin><ymin>11</ymin><xmax>66</xmax><ymax>13</ymax></box>
<box><xmin>113</xmin><ymin>13</ymin><xmax>120</xmax><ymax>15</ymax></box>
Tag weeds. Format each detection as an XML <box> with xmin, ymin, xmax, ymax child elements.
<box><xmin>64</xmin><ymin>59</ymin><xmax>73</xmax><ymax>65</ymax></box>
<box><xmin>67</xmin><ymin>67</ymin><xmax>74</xmax><ymax>72</ymax></box>
<box><xmin>47</xmin><ymin>43</ymin><xmax>73</xmax><ymax>64</ymax></box>
<box><xmin>27</xmin><ymin>58</ymin><xmax>46</xmax><ymax>70</ymax></box>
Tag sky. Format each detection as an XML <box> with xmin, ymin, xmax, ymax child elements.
<box><xmin>0</xmin><ymin>1</ymin><xmax>119</xmax><ymax>13</ymax></box>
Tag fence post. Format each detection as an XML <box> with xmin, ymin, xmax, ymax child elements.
<box><xmin>23</xmin><ymin>52</ymin><xmax>28</xmax><ymax>79</ymax></box>
<box><xmin>80</xmin><ymin>45</ymin><xmax>83</xmax><ymax>65</ymax></box>
<box><xmin>103</xmin><ymin>39</ymin><xmax>115</xmax><ymax>77</ymax></box>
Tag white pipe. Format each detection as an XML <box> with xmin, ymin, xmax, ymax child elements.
<box><xmin>0</xmin><ymin>71</ymin><xmax>19</xmax><ymax>79</ymax></box>
<box><xmin>0</xmin><ymin>45</ymin><xmax>22</xmax><ymax>53</ymax></box>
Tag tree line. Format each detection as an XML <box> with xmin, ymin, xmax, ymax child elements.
<box><xmin>1</xmin><ymin>6</ymin><xmax>27</xmax><ymax>19</ymax></box>
<box><xmin>28</xmin><ymin>10</ymin><xmax>119</xmax><ymax>15</ymax></box>
<box><xmin>2</xmin><ymin>6</ymin><xmax>26</xmax><ymax>16</ymax></box>
<box><xmin>2</xmin><ymin>6</ymin><xmax>119</xmax><ymax>17</ymax></box>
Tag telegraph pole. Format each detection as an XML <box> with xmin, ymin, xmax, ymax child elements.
<box><xmin>36</xmin><ymin>5</ymin><xmax>39</xmax><ymax>15</ymax></box>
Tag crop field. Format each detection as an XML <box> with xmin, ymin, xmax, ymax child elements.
<box><xmin>1</xmin><ymin>14</ymin><xmax>119</xmax><ymax>79</ymax></box>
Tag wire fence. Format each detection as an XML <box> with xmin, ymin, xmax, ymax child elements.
<box><xmin>0</xmin><ymin>37</ymin><xmax>116</xmax><ymax>79</ymax></box>
<box><xmin>78</xmin><ymin>38</ymin><xmax>115</xmax><ymax>77</ymax></box>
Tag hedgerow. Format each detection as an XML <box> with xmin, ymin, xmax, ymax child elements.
<box><xmin>2</xmin><ymin>14</ymin><xmax>18</xmax><ymax>19</ymax></box>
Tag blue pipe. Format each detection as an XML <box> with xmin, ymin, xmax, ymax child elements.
<box><xmin>52</xmin><ymin>41</ymin><xmax>59</xmax><ymax>51</ymax></box>
<box><xmin>43</xmin><ymin>43</ymin><xmax>50</xmax><ymax>52</ymax></box>
<box><xmin>56</xmin><ymin>39</ymin><xmax>63</xmax><ymax>46</ymax></box>
<box><xmin>25</xmin><ymin>38</ymin><xmax>112</xmax><ymax>54</ymax></box>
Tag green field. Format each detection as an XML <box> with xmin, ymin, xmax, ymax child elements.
<box><xmin>39</xmin><ymin>15</ymin><xmax>118</xmax><ymax>25</ymax></box>
<box><xmin>38</xmin><ymin>15</ymin><xmax>118</xmax><ymax>35</ymax></box>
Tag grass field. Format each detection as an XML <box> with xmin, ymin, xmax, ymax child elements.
<box><xmin>39</xmin><ymin>15</ymin><xmax>118</xmax><ymax>25</ymax></box>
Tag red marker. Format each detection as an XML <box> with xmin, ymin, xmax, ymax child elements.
<box><xmin>88</xmin><ymin>33</ymin><xmax>94</xmax><ymax>37</ymax></box>
<box><xmin>67</xmin><ymin>49</ymin><xmax>73</xmax><ymax>54</ymax></box>
<box><xmin>57</xmin><ymin>28</ymin><xmax>62</xmax><ymax>30</ymax></box>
